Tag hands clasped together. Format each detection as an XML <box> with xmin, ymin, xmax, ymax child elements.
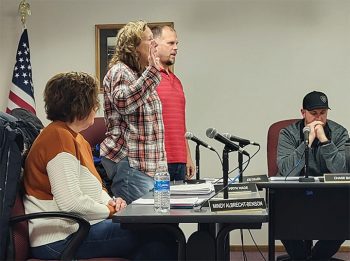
<box><xmin>306</xmin><ymin>120</ymin><xmax>329</xmax><ymax>146</ymax></box>
<box><xmin>108</xmin><ymin>197</ymin><xmax>127</xmax><ymax>213</ymax></box>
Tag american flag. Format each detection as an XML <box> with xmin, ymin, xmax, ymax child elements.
<box><xmin>6</xmin><ymin>29</ymin><xmax>36</xmax><ymax>114</ymax></box>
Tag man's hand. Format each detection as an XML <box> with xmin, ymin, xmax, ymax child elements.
<box><xmin>307</xmin><ymin>121</ymin><xmax>328</xmax><ymax>145</ymax></box>
<box><xmin>186</xmin><ymin>158</ymin><xmax>195</xmax><ymax>180</ymax></box>
<box><xmin>314</xmin><ymin>123</ymin><xmax>328</xmax><ymax>142</ymax></box>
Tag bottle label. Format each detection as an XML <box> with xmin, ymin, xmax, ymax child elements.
<box><xmin>154</xmin><ymin>180</ymin><xmax>170</xmax><ymax>191</ymax></box>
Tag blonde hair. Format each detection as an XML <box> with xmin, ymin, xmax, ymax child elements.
<box><xmin>109</xmin><ymin>20</ymin><xmax>148</xmax><ymax>74</ymax></box>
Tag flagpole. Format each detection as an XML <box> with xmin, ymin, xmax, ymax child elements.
<box><xmin>18</xmin><ymin>0</ymin><xmax>31</xmax><ymax>29</ymax></box>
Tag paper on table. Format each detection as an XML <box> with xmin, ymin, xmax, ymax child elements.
<box><xmin>133</xmin><ymin>197</ymin><xmax>200</xmax><ymax>206</ymax></box>
<box><xmin>202</xmin><ymin>177</ymin><xmax>221</xmax><ymax>183</ymax></box>
<box><xmin>269</xmin><ymin>176</ymin><xmax>322</xmax><ymax>181</ymax></box>
<box><xmin>170</xmin><ymin>182</ymin><xmax>214</xmax><ymax>195</ymax></box>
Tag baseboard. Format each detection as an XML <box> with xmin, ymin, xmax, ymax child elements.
<box><xmin>230</xmin><ymin>245</ymin><xmax>350</xmax><ymax>252</ymax></box>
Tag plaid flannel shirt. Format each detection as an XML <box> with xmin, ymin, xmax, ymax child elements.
<box><xmin>100</xmin><ymin>62</ymin><xmax>167</xmax><ymax>176</ymax></box>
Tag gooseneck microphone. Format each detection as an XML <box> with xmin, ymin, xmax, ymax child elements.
<box><xmin>185</xmin><ymin>132</ymin><xmax>215</xmax><ymax>151</ymax></box>
<box><xmin>300</xmin><ymin>126</ymin><xmax>314</xmax><ymax>182</ymax></box>
<box><xmin>303</xmin><ymin>126</ymin><xmax>311</xmax><ymax>145</ymax></box>
<box><xmin>206</xmin><ymin>128</ymin><xmax>250</xmax><ymax>156</ymax></box>
<box><xmin>185</xmin><ymin>132</ymin><xmax>216</xmax><ymax>180</ymax></box>
<box><xmin>222</xmin><ymin>133</ymin><xmax>260</xmax><ymax>146</ymax></box>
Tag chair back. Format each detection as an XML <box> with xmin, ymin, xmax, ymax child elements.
<box><xmin>267</xmin><ymin>119</ymin><xmax>299</xmax><ymax>176</ymax></box>
<box><xmin>9</xmin><ymin>191</ymin><xmax>30</xmax><ymax>261</ymax></box>
<box><xmin>9</xmin><ymin>191</ymin><xmax>128</xmax><ymax>261</ymax></box>
<box><xmin>345</xmin><ymin>139</ymin><xmax>350</xmax><ymax>172</ymax></box>
<box><xmin>80</xmin><ymin>117</ymin><xmax>106</xmax><ymax>147</ymax></box>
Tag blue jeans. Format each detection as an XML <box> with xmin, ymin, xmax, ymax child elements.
<box><xmin>168</xmin><ymin>163</ymin><xmax>186</xmax><ymax>181</ymax></box>
<box><xmin>101</xmin><ymin>157</ymin><xmax>154</xmax><ymax>204</ymax></box>
<box><xmin>31</xmin><ymin>219</ymin><xmax>177</xmax><ymax>260</ymax></box>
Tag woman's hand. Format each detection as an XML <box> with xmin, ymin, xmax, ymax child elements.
<box><xmin>108</xmin><ymin>197</ymin><xmax>127</xmax><ymax>212</ymax></box>
<box><xmin>148</xmin><ymin>40</ymin><xmax>161</xmax><ymax>71</ymax></box>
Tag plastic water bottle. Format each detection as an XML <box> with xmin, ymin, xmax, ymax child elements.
<box><xmin>154</xmin><ymin>171</ymin><xmax>170</xmax><ymax>213</ymax></box>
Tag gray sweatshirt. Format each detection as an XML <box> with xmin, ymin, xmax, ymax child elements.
<box><xmin>277</xmin><ymin>119</ymin><xmax>348</xmax><ymax>177</ymax></box>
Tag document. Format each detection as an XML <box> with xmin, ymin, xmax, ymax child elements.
<box><xmin>170</xmin><ymin>182</ymin><xmax>214</xmax><ymax>195</ymax></box>
<box><xmin>133</xmin><ymin>197</ymin><xmax>202</xmax><ymax>208</ymax></box>
<box><xmin>269</xmin><ymin>176</ymin><xmax>322</xmax><ymax>182</ymax></box>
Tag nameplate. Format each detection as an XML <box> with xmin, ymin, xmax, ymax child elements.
<box><xmin>242</xmin><ymin>175</ymin><xmax>269</xmax><ymax>183</ymax></box>
<box><xmin>324</xmin><ymin>173</ymin><xmax>350</xmax><ymax>183</ymax></box>
<box><xmin>214</xmin><ymin>183</ymin><xmax>257</xmax><ymax>194</ymax></box>
<box><xmin>209</xmin><ymin>198</ymin><xmax>266</xmax><ymax>212</ymax></box>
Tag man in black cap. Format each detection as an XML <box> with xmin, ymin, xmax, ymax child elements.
<box><xmin>277</xmin><ymin>91</ymin><xmax>348</xmax><ymax>260</ymax></box>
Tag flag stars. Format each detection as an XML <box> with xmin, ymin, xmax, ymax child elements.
<box><xmin>8</xmin><ymin>30</ymin><xmax>36</xmax><ymax>114</ymax></box>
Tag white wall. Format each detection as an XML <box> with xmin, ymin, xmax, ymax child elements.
<box><xmin>1</xmin><ymin>0</ymin><xmax>349</xmax><ymax>247</ymax></box>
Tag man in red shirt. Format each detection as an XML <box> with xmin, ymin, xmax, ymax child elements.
<box><xmin>152</xmin><ymin>25</ymin><xmax>195</xmax><ymax>181</ymax></box>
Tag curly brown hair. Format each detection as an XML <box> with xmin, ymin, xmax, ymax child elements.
<box><xmin>44</xmin><ymin>72</ymin><xmax>100</xmax><ymax>123</ymax></box>
<box><xmin>109</xmin><ymin>20</ymin><xmax>148</xmax><ymax>74</ymax></box>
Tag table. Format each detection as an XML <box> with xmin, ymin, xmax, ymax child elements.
<box><xmin>113</xmin><ymin>191</ymin><xmax>268</xmax><ymax>260</ymax></box>
<box><xmin>257</xmin><ymin>181</ymin><xmax>350</xmax><ymax>261</ymax></box>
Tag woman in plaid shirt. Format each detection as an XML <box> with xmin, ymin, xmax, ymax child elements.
<box><xmin>101</xmin><ymin>20</ymin><xmax>167</xmax><ymax>204</ymax></box>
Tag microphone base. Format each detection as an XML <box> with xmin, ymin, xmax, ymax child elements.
<box><xmin>192</xmin><ymin>207</ymin><xmax>207</xmax><ymax>213</ymax></box>
<box><xmin>299</xmin><ymin>177</ymin><xmax>315</xmax><ymax>182</ymax></box>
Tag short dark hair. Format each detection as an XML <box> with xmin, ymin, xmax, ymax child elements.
<box><xmin>44</xmin><ymin>72</ymin><xmax>100</xmax><ymax>122</ymax></box>
<box><xmin>151</xmin><ymin>25</ymin><xmax>163</xmax><ymax>39</ymax></box>
<box><xmin>151</xmin><ymin>25</ymin><xmax>175</xmax><ymax>39</ymax></box>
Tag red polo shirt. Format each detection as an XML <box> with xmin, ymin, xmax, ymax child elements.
<box><xmin>157</xmin><ymin>69</ymin><xmax>187</xmax><ymax>163</ymax></box>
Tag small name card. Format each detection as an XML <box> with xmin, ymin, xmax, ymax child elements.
<box><xmin>214</xmin><ymin>183</ymin><xmax>257</xmax><ymax>193</ymax></box>
<box><xmin>324</xmin><ymin>173</ymin><xmax>350</xmax><ymax>183</ymax></box>
<box><xmin>243</xmin><ymin>175</ymin><xmax>269</xmax><ymax>183</ymax></box>
<box><xmin>209</xmin><ymin>198</ymin><xmax>266</xmax><ymax>212</ymax></box>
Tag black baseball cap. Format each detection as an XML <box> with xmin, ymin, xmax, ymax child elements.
<box><xmin>302</xmin><ymin>91</ymin><xmax>330</xmax><ymax>111</ymax></box>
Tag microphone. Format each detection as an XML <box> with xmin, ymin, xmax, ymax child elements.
<box><xmin>206</xmin><ymin>128</ymin><xmax>250</xmax><ymax>156</ymax></box>
<box><xmin>300</xmin><ymin>126</ymin><xmax>314</xmax><ymax>182</ymax></box>
<box><xmin>222</xmin><ymin>133</ymin><xmax>260</xmax><ymax>146</ymax></box>
<box><xmin>185</xmin><ymin>132</ymin><xmax>215</xmax><ymax>151</ymax></box>
<box><xmin>303</xmin><ymin>126</ymin><xmax>311</xmax><ymax>145</ymax></box>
